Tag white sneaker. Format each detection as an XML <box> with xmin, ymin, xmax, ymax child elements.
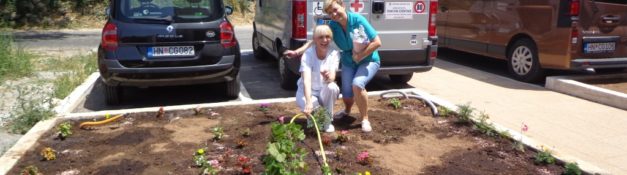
<box><xmin>324</xmin><ymin>124</ymin><xmax>335</xmax><ymax>133</ymax></box>
<box><xmin>334</xmin><ymin>111</ymin><xmax>349</xmax><ymax>119</ymax></box>
<box><xmin>361</xmin><ymin>120</ymin><xmax>372</xmax><ymax>132</ymax></box>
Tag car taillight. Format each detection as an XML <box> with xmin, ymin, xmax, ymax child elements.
<box><xmin>292</xmin><ymin>0</ymin><xmax>307</xmax><ymax>39</ymax></box>
<box><xmin>570</xmin><ymin>0</ymin><xmax>580</xmax><ymax>17</ymax></box>
<box><xmin>101</xmin><ymin>23</ymin><xmax>118</xmax><ymax>51</ymax></box>
<box><xmin>571</xmin><ymin>24</ymin><xmax>579</xmax><ymax>44</ymax></box>
<box><xmin>428</xmin><ymin>0</ymin><xmax>438</xmax><ymax>39</ymax></box>
<box><xmin>220</xmin><ymin>21</ymin><xmax>236</xmax><ymax>48</ymax></box>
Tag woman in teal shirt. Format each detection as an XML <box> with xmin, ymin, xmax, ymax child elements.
<box><xmin>285</xmin><ymin>0</ymin><xmax>382</xmax><ymax>132</ymax></box>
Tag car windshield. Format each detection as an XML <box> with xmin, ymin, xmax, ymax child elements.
<box><xmin>115</xmin><ymin>0</ymin><xmax>222</xmax><ymax>23</ymax></box>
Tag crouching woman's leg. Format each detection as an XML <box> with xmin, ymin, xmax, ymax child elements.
<box><xmin>320</xmin><ymin>82</ymin><xmax>340</xmax><ymax>132</ymax></box>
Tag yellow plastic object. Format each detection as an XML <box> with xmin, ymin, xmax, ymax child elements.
<box><xmin>79</xmin><ymin>114</ymin><xmax>124</xmax><ymax>129</ymax></box>
<box><xmin>290</xmin><ymin>113</ymin><xmax>330</xmax><ymax>171</ymax></box>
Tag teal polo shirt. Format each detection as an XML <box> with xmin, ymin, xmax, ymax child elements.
<box><xmin>328</xmin><ymin>11</ymin><xmax>380</xmax><ymax>68</ymax></box>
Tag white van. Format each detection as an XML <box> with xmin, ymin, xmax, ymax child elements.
<box><xmin>253</xmin><ymin>0</ymin><xmax>439</xmax><ymax>89</ymax></box>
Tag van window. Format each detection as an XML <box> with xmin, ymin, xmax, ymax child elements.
<box><xmin>594</xmin><ymin>0</ymin><xmax>627</xmax><ymax>4</ymax></box>
<box><xmin>114</xmin><ymin>0</ymin><xmax>223</xmax><ymax>23</ymax></box>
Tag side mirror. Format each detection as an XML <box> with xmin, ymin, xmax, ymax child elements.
<box><xmin>225</xmin><ymin>6</ymin><xmax>233</xmax><ymax>15</ymax></box>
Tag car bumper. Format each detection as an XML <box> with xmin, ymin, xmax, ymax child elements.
<box><xmin>102</xmin><ymin>55</ymin><xmax>238</xmax><ymax>87</ymax></box>
<box><xmin>571</xmin><ymin>57</ymin><xmax>627</xmax><ymax>69</ymax></box>
<box><xmin>377</xmin><ymin>45</ymin><xmax>436</xmax><ymax>74</ymax></box>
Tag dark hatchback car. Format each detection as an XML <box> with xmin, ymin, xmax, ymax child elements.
<box><xmin>98</xmin><ymin>0</ymin><xmax>240</xmax><ymax>105</ymax></box>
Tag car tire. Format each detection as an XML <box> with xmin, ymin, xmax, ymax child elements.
<box><xmin>389</xmin><ymin>73</ymin><xmax>413</xmax><ymax>83</ymax></box>
<box><xmin>279</xmin><ymin>57</ymin><xmax>298</xmax><ymax>90</ymax></box>
<box><xmin>103</xmin><ymin>81</ymin><xmax>121</xmax><ymax>105</ymax></box>
<box><xmin>226</xmin><ymin>75</ymin><xmax>240</xmax><ymax>98</ymax></box>
<box><xmin>252</xmin><ymin>31</ymin><xmax>269</xmax><ymax>60</ymax></box>
<box><xmin>595</xmin><ymin>68</ymin><xmax>625</xmax><ymax>74</ymax></box>
<box><xmin>507</xmin><ymin>38</ymin><xmax>544</xmax><ymax>82</ymax></box>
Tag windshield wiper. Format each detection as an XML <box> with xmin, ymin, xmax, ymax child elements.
<box><xmin>132</xmin><ymin>16</ymin><xmax>173</xmax><ymax>24</ymax></box>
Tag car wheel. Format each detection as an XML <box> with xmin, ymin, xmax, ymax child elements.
<box><xmin>389</xmin><ymin>73</ymin><xmax>413</xmax><ymax>83</ymax></box>
<box><xmin>252</xmin><ymin>31</ymin><xmax>269</xmax><ymax>60</ymax></box>
<box><xmin>279</xmin><ymin>57</ymin><xmax>298</xmax><ymax>90</ymax></box>
<box><xmin>595</xmin><ymin>68</ymin><xmax>625</xmax><ymax>74</ymax></box>
<box><xmin>226</xmin><ymin>75</ymin><xmax>240</xmax><ymax>98</ymax></box>
<box><xmin>103</xmin><ymin>81</ymin><xmax>121</xmax><ymax>105</ymax></box>
<box><xmin>507</xmin><ymin>38</ymin><xmax>544</xmax><ymax>82</ymax></box>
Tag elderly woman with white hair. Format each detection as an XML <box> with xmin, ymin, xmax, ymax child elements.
<box><xmin>296</xmin><ymin>25</ymin><xmax>340</xmax><ymax>133</ymax></box>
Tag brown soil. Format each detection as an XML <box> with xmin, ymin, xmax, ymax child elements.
<box><xmin>584</xmin><ymin>78</ymin><xmax>627</xmax><ymax>94</ymax></box>
<box><xmin>9</xmin><ymin>98</ymin><xmax>565</xmax><ymax>175</ymax></box>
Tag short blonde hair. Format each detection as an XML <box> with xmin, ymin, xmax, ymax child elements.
<box><xmin>313</xmin><ymin>25</ymin><xmax>333</xmax><ymax>39</ymax></box>
<box><xmin>324</xmin><ymin>0</ymin><xmax>344</xmax><ymax>14</ymax></box>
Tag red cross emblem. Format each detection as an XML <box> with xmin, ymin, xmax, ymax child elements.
<box><xmin>350</xmin><ymin>0</ymin><xmax>364</xmax><ymax>13</ymax></box>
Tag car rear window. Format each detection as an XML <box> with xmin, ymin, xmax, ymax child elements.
<box><xmin>114</xmin><ymin>0</ymin><xmax>223</xmax><ymax>23</ymax></box>
<box><xmin>594</xmin><ymin>0</ymin><xmax>627</xmax><ymax>4</ymax></box>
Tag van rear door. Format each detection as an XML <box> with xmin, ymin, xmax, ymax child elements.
<box><xmin>368</xmin><ymin>0</ymin><xmax>433</xmax><ymax>66</ymax></box>
<box><xmin>578</xmin><ymin>0</ymin><xmax>627</xmax><ymax>59</ymax></box>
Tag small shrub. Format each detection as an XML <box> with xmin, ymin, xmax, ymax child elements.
<box><xmin>438</xmin><ymin>106</ymin><xmax>452</xmax><ymax>117</ymax></box>
<box><xmin>455</xmin><ymin>103</ymin><xmax>474</xmax><ymax>123</ymax></box>
<box><xmin>308</xmin><ymin>108</ymin><xmax>330</xmax><ymax>130</ymax></box>
<box><xmin>57</xmin><ymin>122</ymin><xmax>72</xmax><ymax>139</ymax></box>
<box><xmin>212</xmin><ymin>127</ymin><xmax>224</xmax><ymax>141</ymax></box>
<box><xmin>473</xmin><ymin>112</ymin><xmax>497</xmax><ymax>137</ymax></box>
<box><xmin>40</xmin><ymin>147</ymin><xmax>56</xmax><ymax>161</ymax></box>
<box><xmin>388</xmin><ymin>98</ymin><xmax>402</xmax><ymax>109</ymax></box>
<box><xmin>563</xmin><ymin>162</ymin><xmax>582</xmax><ymax>175</ymax></box>
<box><xmin>534</xmin><ymin>148</ymin><xmax>556</xmax><ymax>165</ymax></box>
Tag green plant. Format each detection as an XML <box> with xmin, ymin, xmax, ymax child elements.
<box><xmin>438</xmin><ymin>106</ymin><xmax>452</xmax><ymax>117</ymax></box>
<box><xmin>40</xmin><ymin>147</ymin><xmax>56</xmax><ymax>161</ymax></box>
<box><xmin>57</xmin><ymin>122</ymin><xmax>72</xmax><ymax>139</ymax></box>
<box><xmin>212</xmin><ymin>127</ymin><xmax>224</xmax><ymax>141</ymax></box>
<box><xmin>52</xmin><ymin>53</ymin><xmax>97</xmax><ymax>99</ymax></box>
<box><xmin>241</xmin><ymin>128</ymin><xmax>251</xmax><ymax>137</ymax></box>
<box><xmin>258</xmin><ymin>103</ymin><xmax>270</xmax><ymax>112</ymax></box>
<box><xmin>0</xmin><ymin>33</ymin><xmax>33</xmax><ymax>82</ymax></box>
<box><xmin>193</xmin><ymin>148</ymin><xmax>206</xmax><ymax>167</ymax></box>
<box><xmin>455</xmin><ymin>103</ymin><xmax>474</xmax><ymax>123</ymax></box>
<box><xmin>9</xmin><ymin>87</ymin><xmax>55</xmax><ymax>134</ymax></box>
<box><xmin>308</xmin><ymin>108</ymin><xmax>330</xmax><ymax>131</ymax></box>
<box><xmin>473</xmin><ymin>112</ymin><xmax>497</xmax><ymax>137</ymax></box>
<box><xmin>563</xmin><ymin>162</ymin><xmax>582</xmax><ymax>175</ymax></box>
<box><xmin>336</xmin><ymin>130</ymin><xmax>350</xmax><ymax>144</ymax></box>
<box><xmin>20</xmin><ymin>165</ymin><xmax>41</xmax><ymax>175</ymax></box>
<box><xmin>534</xmin><ymin>147</ymin><xmax>556</xmax><ymax>165</ymax></box>
<box><xmin>388</xmin><ymin>98</ymin><xmax>402</xmax><ymax>109</ymax></box>
<box><xmin>263</xmin><ymin>122</ymin><xmax>308</xmax><ymax>175</ymax></box>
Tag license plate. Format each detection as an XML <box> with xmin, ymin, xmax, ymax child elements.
<box><xmin>148</xmin><ymin>46</ymin><xmax>195</xmax><ymax>57</ymax></box>
<box><xmin>583</xmin><ymin>42</ymin><xmax>615</xmax><ymax>54</ymax></box>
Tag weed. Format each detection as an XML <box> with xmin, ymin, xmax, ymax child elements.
<box><xmin>438</xmin><ymin>106</ymin><xmax>452</xmax><ymax>117</ymax></box>
<box><xmin>497</xmin><ymin>130</ymin><xmax>511</xmax><ymax>139</ymax></box>
<box><xmin>57</xmin><ymin>122</ymin><xmax>72</xmax><ymax>140</ymax></box>
<box><xmin>40</xmin><ymin>147</ymin><xmax>56</xmax><ymax>161</ymax></box>
<box><xmin>0</xmin><ymin>34</ymin><xmax>33</xmax><ymax>82</ymax></box>
<box><xmin>52</xmin><ymin>53</ymin><xmax>97</xmax><ymax>99</ymax></box>
<box><xmin>212</xmin><ymin>127</ymin><xmax>224</xmax><ymax>141</ymax></box>
<box><xmin>455</xmin><ymin>103</ymin><xmax>474</xmax><ymax>123</ymax></box>
<box><xmin>563</xmin><ymin>162</ymin><xmax>582</xmax><ymax>175</ymax></box>
<box><xmin>473</xmin><ymin>112</ymin><xmax>497</xmax><ymax>137</ymax></box>
<box><xmin>388</xmin><ymin>98</ymin><xmax>402</xmax><ymax>109</ymax></box>
<box><xmin>21</xmin><ymin>165</ymin><xmax>40</xmax><ymax>175</ymax></box>
<box><xmin>534</xmin><ymin>147</ymin><xmax>556</xmax><ymax>165</ymax></box>
<box><xmin>9</xmin><ymin>87</ymin><xmax>55</xmax><ymax>134</ymax></box>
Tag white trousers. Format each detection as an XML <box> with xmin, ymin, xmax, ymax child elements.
<box><xmin>296</xmin><ymin>82</ymin><xmax>340</xmax><ymax>121</ymax></box>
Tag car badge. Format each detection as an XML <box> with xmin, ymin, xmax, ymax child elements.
<box><xmin>206</xmin><ymin>31</ymin><xmax>216</xmax><ymax>38</ymax></box>
<box><xmin>166</xmin><ymin>25</ymin><xmax>174</xmax><ymax>33</ymax></box>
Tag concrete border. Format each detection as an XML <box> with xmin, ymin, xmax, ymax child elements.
<box><xmin>0</xmin><ymin>88</ymin><xmax>607</xmax><ymax>174</ymax></box>
<box><xmin>546</xmin><ymin>73</ymin><xmax>627</xmax><ymax>110</ymax></box>
<box><xmin>53</xmin><ymin>72</ymin><xmax>100</xmax><ymax>115</ymax></box>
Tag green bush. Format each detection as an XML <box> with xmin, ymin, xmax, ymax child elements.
<box><xmin>455</xmin><ymin>103</ymin><xmax>474</xmax><ymax>124</ymax></box>
<box><xmin>534</xmin><ymin>148</ymin><xmax>556</xmax><ymax>165</ymax></box>
<box><xmin>563</xmin><ymin>162</ymin><xmax>582</xmax><ymax>175</ymax></box>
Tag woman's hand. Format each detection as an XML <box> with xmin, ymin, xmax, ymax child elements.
<box><xmin>352</xmin><ymin>52</ymin><xmax>363</xmax><ymax>63</ymax></box>
<box><xmin>304</xmin><ymin>101</ymin><xmax>314</xmax><ymax>114</ymax></box>
<box><xmin>283</xmin><ymin>50</ymin><xmax>299</xmax><ymax>59</ymax></box>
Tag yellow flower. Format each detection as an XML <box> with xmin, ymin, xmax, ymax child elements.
<box><xmin>365</xmin><ymin>171</ymin><xmax>371</xmax><ymax>175</ymax></box>
<box><xmin>105</xmin><ymin>114</ymin><xmax>111</xmax><ymax>119</ymax></box>
<box><xmin>197</xmin><ymin>149</ymin><xmax>205</xmax><ymax>155</ymax></box>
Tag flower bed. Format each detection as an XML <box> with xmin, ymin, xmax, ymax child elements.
<box><xmin>6</xmin><ymin>97</ymin><xmax>566</xmax><ymax>174</ymax></box>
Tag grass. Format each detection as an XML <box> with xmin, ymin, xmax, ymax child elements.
<box><xmin>51</xmin><ymin>53</ymin><xmax>98</xmax><ymax>99</ymax></box>
<box><xmin>9</xmin><ymin>87</ymin><xmax>55</xmax><ymax>134</ymax></box>
<box><xmin>0</xmin><ymin>33</ymin><xmax>34</xmax><ymax>82</ymax></box>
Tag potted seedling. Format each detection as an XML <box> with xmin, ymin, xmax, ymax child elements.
<box><xmin>388</xmin><ymin>98</ymin><xmax>402</xmax><ymax>109</ymax></box>
<box><xmin>40</xmin><ymin>147</ymin><xmax>56</xmax><ymax>161</ymax></box>
<box><xmin>57</xmin><ymin>122</ymin><xmax>72</xmax><ymax>140</ymax></box>
<box><xmin>212</xmin><ymin>127</ymin><xmax>224</xmax><ymax>141</ymax></box>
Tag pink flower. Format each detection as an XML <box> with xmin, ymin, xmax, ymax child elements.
<box><xmin>208</xmin><ymin>159</ymin><xmax>220</xmax><ymax>168</ymax></box>
<box><xmin>357</xmin><ymin>150</ymin><xmax>369</xmax><ymax>162</ymax></box>
<box><xmin>340</xmin><ymin>130</ymin><xmax>349</xmax><ymax>135</ymax></box>
<box><xmin>278</xmin><ymin>116</ymin><xmax>285</xmax><ymax>124</ymax></box>
<box><xmin>522</xmin><ymin>123</ymin><xmax>528</xmax><ymax>132</ymax></box>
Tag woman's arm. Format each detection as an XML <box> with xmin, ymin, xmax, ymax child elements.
<box><xmin>284</xmin><ymin>41</ymin><xmax>313</xmax><ymax>58</ymax></box>
<box><xmin>353</xmin><ymin>36</ymin><xmax>381</xmax><ymax>63</ymax></box>
<box><xmin>302</xmin><ymin>70</ymin><xmax>313</xmax><ymax>114</ymax></box>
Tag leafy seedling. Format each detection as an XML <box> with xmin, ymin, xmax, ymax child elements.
<box><xmin>534</xmin><ymin>148</ymin><xmax>556</xmax><ymax>165</ymax></box>
<box><xmin>57</xmin><ymin>122</ymin><xmax>72</xmax><ymax>140</ymax></box>
<box><xmin>40</xmin><ymin>147</ymin><xmax>56</xmax><ymax>161</ymax></box>
<box><xmin>212</xmin><ymin>127</ymin><xmax>224</xmax><ymax>141</ymax></box>
<box><xmin>388</xmin><ymin>98</ymin><xmax>402</xmax><ymax>109</ymax></box>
